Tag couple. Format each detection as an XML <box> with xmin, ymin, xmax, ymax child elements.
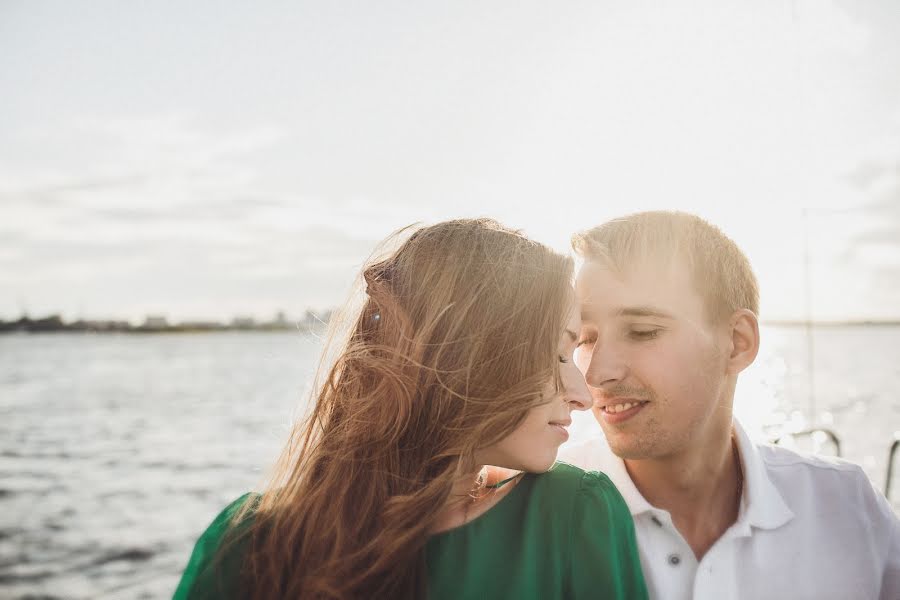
<box><xmin>174</xmin><ymin>212</ymin><xmax>899</xmax><ymax>600</ymax></box>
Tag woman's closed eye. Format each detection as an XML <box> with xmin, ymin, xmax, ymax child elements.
<box><xmin>575</xmin><ymin>336</ymin><xmax>595</xmax><ymax>348</ymax></box>
<box><xmin>629</xmin><ymin>328</ymin><xmax>660</xmax><ymax>340</ymax></box>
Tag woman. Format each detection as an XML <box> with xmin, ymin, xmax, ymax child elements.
<box><xmin>174</xmin><ymin>218</ymin><xmax>648</xmax><ymax>600</ymax></box>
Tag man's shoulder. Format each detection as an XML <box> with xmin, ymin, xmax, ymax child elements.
<box><xmin>752</xmin><ymin>441</ymin><xmax>887</xmax><ymax>512</ymax></box>
<box><xmin>756</xmin><ymin>441</ymin><xmax>867</xmax><ymax>478</ymax></box>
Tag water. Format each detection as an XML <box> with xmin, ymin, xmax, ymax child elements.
<box><xmin>2</xmin><ymin>327</ymin><xmax>898</xmax><ymax>599</ymax></box>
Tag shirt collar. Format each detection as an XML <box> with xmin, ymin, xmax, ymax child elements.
<box><xmin>732</xmin><ymin>419</ymin><xmax>794</xmax><ymax>530</ymax></box>
<box><xmin>594</xmin><ymin>419</ymin><xmax>794</xmax><ymax>530</ymax></box>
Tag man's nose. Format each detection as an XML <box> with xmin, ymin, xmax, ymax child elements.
<box><xmin>582</xmin><ymin>343</ymin><xmax>628</xmax><ymax>389</ymax></box>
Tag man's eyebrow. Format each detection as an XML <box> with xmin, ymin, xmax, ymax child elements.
<box><xmin>616</xmin><ymin>306</ymin><xmax>675</xmax><ymax>319</ymax></box>
<box><xmin>564</xmin><ymin>329</ymin><xmax>578</xmax><ymax>342</ymax></box>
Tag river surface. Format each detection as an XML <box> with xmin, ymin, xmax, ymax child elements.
<box><xmin>2</xmin><ymin>326</ymin><xmax>898</xmax><ymax>598</ymax></box>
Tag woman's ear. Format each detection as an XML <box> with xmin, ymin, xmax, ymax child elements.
<box><xmin>726</xmin><ymin>309</ymin><xmax>760</xmax><ymax>375</ymax></box>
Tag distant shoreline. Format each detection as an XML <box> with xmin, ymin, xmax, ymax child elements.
<box><xmin>0</xmin><ymin>312</ymin><xmax>332</xmax><ymax>335</ymax></box>
<box><xmin>1</xmin><ymin>316</ymin><xmax>898</xmax><ymax>334</ymax></box>
<box><xmin>0</xmin><ymin>326</ymin><xmax>324</xmax><ymax>334</ymax></box>
<box><xmin>761</xmin><ymin>320</ymin><xmax>900</xmax><ymax>327</ymax></box>
<box><xmin>0</xmin><ymin>323</ymin><xmax>325</xmax><ymax>335</ymax></box>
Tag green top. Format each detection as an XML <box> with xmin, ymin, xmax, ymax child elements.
<box><xmin>173</xmin><ymin>462</ymin><xmax>648</xmax><ymax>599</ymax></box>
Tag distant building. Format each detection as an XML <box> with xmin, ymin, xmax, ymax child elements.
<box><xmin>142</xmin><ymin>315</ymin><xmax>169</xmax><ymax>329</ymax></box>
<box><xmin>231</xmin><ymin>316</ymin><xmax>256</xmax><ymax>329</ymax></box>
<box><xmin>71</xmin><ymin>319</ymin><xmax>131</xmax><ymax>332</ymax></box>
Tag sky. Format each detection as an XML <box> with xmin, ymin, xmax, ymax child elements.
<box><xmin>2</xmin><ymin>0</ymin><xmax>899</xmax><ymax>323</ymax></box>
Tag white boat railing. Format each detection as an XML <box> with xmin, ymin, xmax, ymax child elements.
<box><xmin>886</xmin><ymin>433</ymin><xmax>900</xmax><ymax>501</ymax></box>
<box><xmin>773</xmin><ymin>427</ymin><xmax>842</xmax><ymax>457</ymax></box>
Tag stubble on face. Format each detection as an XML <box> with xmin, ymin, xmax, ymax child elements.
<box><xmin>599</xmin><ymin>336</ymin><xmax>729</xmax><ymax>461</ymax></box>
<box><xmin>577</xmin><ymin>257</ymin><xmax>735</xmax><ymax>462</ymax></box>
<box><xmin>595</xmin><ymin>384</ymin><xmax>679</xmax><ymax>461</ymax></box>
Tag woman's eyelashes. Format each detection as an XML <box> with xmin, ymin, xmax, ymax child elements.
<box><xmin>628</xmin><ymin>328</ymin><xmax>660</xmax><ymax>340</ymax></box>
<box><xmin>575</xmin><ymin>331</ymin><xmax>595</xmax><ymax>348</ymax></box>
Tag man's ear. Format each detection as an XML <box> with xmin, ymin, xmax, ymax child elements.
<box><xmin>726</xmin><ymin>309</ymin><xmax>760</xmax><ymax>375</ymax></box>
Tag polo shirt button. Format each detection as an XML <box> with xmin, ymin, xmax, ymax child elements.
<box><xmin>667</xmin><ymin>554</ymin><xmax>681</xmax><ymax>566</ymax></box>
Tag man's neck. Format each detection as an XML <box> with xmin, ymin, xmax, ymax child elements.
<box><xmin>624</xmin><ymin>428</ymin><xmax>742</xmax><ymax>559</ymax></box>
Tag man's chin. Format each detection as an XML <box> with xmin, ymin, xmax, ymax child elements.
<box><xmin>604</xmin><ymin>434</ymin><xmax>657</xmax><ymax>461</ymax></box>
<box><xmin>612</xmin><ymin>448</ymin><xmax>653</xmax><ymax>461</ymax></box>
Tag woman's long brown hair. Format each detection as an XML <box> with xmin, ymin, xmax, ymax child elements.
<box><xmin>226</xmin><ymin>218</ymin><xmax>573</xmax><ymax>599</ymax></box>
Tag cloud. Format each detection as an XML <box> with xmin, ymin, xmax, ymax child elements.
<box><xmin>1</xmin><ymin>2</ymin><xmax>895</xmax><ymax>320</ymax></box>
<box><xmin>845</xmin><ymin>157</ymin><xmax>900</xmax><ymax>191</ymax></box>
<box><xmin>794</xmin><ymin>0</ymin><xmax>870</xmax><ymax>56</ymax></box>
<box><xmin>0</xmin><ymin>114</ymin><xmax>292</xmax><ymax>241</ymax></box>
<box><xmin>841</xmin><ymin>157</ymin><xmax>900</xmax><ymax>294</ymax></box>
<box><xmin>0</xmin><ymin>113</ymin><xmax>284</xmax><ymax>201</ymax></box>
<box><xmin>1</xmin><ymin>218</ymin><xmax>381</xmax><ymax>321</ymax></box>
<box><xmin>0</xmin><ymin>112</ymin><xmax>397</xmax><ymax>319</ymax></box>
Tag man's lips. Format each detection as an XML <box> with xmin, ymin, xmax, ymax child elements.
<box><xmin>595</xmin><ymin>398</ymin><xmax>649</xmax><ymax>425</ymax></box>
<box><xmin>595</xmin><ymin>398</ymin><xmax>650</xmax><ymax>414</ymax></box>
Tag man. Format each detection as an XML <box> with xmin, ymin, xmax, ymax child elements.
<box><xmin>560</xmin><ymin>211</ymin><xmax>899</xmax><ymax>600</ymax></box>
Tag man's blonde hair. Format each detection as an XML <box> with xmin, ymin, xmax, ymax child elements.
<box><xmin>572</xmin><ymin>211</ymin><xmax>759</xmax><ymax>322</ymax></box>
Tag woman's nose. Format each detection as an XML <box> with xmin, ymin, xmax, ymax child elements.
<box><xmin>560</xmin><ymin>365</ymin><xmax>592</xmax><ymax>411</ymax></box>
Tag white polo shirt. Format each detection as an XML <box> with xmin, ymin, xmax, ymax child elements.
<box><xmin>559</xmin><ymin>420</ymin><xmax>900</xmax><ymax>600</ymax></box>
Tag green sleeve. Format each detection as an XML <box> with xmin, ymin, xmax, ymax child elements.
<box><xmin>172</xmin><ymin>493</ymin><xmax>257</xmax><ymax>600</ymax></box>
<box><xmin>567</xmin><ymin>472</ymin><xmax>649</xmax><ymax>600</ymax></box>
